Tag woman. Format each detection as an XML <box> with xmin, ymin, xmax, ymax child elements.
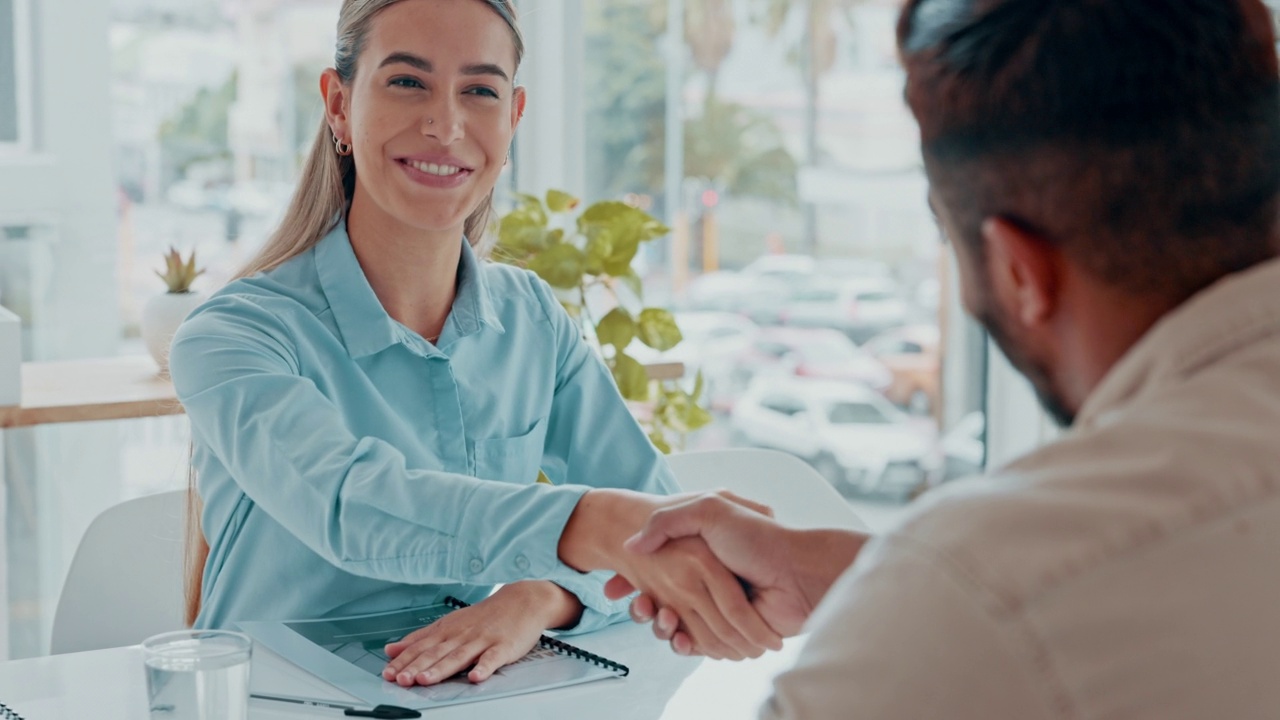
<box><xmin>170</xmin><ymin>0</ymin><xmax>780</xmax><ymax>689</ymax></box>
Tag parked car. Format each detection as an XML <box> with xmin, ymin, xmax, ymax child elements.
<box><xmin>778</xmin><ymin>277</ymin><xmax>911</xmax><ymax>343</ymax></box>
<box><xmin>862</xmin><ymin>324</ymin><xmax>941</xmax><ymax>413</ymax></box>
<box><xmin>815</xmin><ymin>257</ymin><xmax>893</xmax><ymax>282</ymax></box>
<box><xmin>730</xmin><ymin>377</ymin><xmax>940</xmax><ymax>499</ymax></box>
<box><xmin>740</xmin><ymin>254</ymin><xmax>817</xmax><ymax>287</ymax></box>
<box><xmin>729</xmin><ymin>327</ymin><xmax>894</xmax><ymax>397</ymax></box>
<box><xmin>940</xmin><ymin>411</ymin><xmax>985</xmax><ymax>481</ymax></box>
<box><xmin>683</xmin><ymin>271</ymin><xmax>791</xmax><ymax>325</ymax></box>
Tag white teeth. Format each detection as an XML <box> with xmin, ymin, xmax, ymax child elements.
<box><xmin>407</xmin><ymin>160</ymin><xmax>462</xmax><ymax>176</ymax></box>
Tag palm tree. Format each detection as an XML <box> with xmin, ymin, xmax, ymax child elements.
<box><xmin>752</xmin><ymin>0</ymin><xmax>863</xmax><ymax>251</ymax></box>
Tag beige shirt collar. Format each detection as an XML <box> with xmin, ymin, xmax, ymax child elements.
<box><xmin>1078</xmin><ymin>256</ymin><xmax>1280</xmax><ymax>428</ymax></box>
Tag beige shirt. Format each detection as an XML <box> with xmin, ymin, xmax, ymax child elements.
<box><xmin>763</xmin><ymin>258</ymin><xmax>1280</xmax><ymax>720</ymax></box>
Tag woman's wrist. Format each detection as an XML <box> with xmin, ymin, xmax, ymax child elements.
<box><xmin>557</xmin><ymin>489</ymin><xmax>658</xmax><ymax>573</ymax></box>
<box><xmin>496</xmin><ymin>581</ymin><xmax>583</xmax><ymax>630</ymax></box>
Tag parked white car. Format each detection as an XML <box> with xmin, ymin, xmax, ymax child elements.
<box><xmin>778</xmin><ymin>277</ymin><xmax>911</xmax><ymax>343</ymax></box>
<box><xmin>729</xmin><ymin>377</ymin><xmax>939</xmax><ymax>499</ymax></box>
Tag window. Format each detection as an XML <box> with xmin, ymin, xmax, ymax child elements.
<box><xmin>6</xmin><ymin>0</ymin><xmax>997</xmax><ymax>659</ymax></box>
<box><xmin>827</xmin><ymin>401</ymin><xmax>892</xmax><ymax>426</ymax></box>
<box><xmin>0</xmin><ymin>0</ymin><xmax>32</xmax><ymax>152</ymax></box>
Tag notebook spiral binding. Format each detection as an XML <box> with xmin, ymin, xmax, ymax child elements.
<box><xmin>0</xmin><ymin>702</ymin><xmax>25</xmax><ymax>720</ymax></box>
<box><xmin>443</xmin><ymin>596</ymin><xmax>630</xmax><ymax>678</ymax></box>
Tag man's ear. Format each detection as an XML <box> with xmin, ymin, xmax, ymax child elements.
<box><xmin>980</xmin><ymin>216</ymin><xmax>1062</xmax><ymax>327</ymax></box>
<box><xmin>320</xmin><ymin>68</ymin><xmax>350</xmax><ymax>144</ymax></box>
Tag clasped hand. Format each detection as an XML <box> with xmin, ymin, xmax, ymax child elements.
<box><xmin>604</xmin><ymin>491</ymin><xmax>821</xmax><ymax>657</ymax></box>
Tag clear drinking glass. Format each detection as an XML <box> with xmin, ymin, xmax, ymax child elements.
<box><xmin>142</xmin><ymin>629</ymin><xmax>252</xmax><ymax>720</ymax></box>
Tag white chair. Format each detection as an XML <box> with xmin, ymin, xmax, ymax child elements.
<box><xmin>51</xmin><ymin>490</ymin><xmax>187</xmax><ymax>654</ymax></box>
<box><xmin>666</xmin><ymin>448</ymin><xmax>869</xmax><ymax>532</ymax></box>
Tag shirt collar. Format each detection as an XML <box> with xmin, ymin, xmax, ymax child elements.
<box><xmin>1077</xmin><ymin>257</ymin><xmax>1280</xmax><ymax>427</ymax></box>
<box><xmin>314</xmin><ymin>219</ymin><xmax>505</xmax><ymax>360</ymax></box>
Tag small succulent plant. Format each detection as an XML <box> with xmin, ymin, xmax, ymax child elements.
<box><xmin>156</xmin><ymin>247</ymin><xmax>205</xmax><ymax>294</ymax></box>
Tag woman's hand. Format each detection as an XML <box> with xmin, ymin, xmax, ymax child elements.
<box><xmin>381</xmin><ymin>581</ymin><xmax>582</xmax><ymax>686</ymax></box>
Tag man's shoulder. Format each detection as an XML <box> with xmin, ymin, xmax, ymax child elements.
<box><xmin>885</xmin><ymin>412</ymin><xmax>1280</xmax><ymax>612</ymax></box>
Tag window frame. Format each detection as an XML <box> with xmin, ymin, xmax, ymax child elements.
<box><xmin>0</xmin><ymin>0</ymin><xmax>34</xmax><ymax>155</ymax></box>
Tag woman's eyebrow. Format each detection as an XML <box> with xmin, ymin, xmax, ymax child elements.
<box><xmin>378</xmin><ymin>51</ymin><xmax>509</xmax><ymax>82</ymax></box>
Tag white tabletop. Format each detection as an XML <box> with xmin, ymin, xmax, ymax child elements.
<box><xmin>0</xmin><ymin>623</ymin><xmax>804</xmax><ymax>719</ymax></box>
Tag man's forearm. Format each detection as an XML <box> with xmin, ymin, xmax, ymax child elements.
<box><xmin>788</xmin><ymin>529</ymin><xmax>869</xmax><ymax>611</ymax></box>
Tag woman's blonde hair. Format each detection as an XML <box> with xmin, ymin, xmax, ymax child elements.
<box><xmin>185</xmin><ymin>0</ymin><xmax>525</xmax><ymax>627</ymax></box>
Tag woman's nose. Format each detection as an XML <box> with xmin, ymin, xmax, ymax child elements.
<box><xmin>422</xmin><ymin>95</ymin><xmax>463</xmax><ymax>144</ymax></box>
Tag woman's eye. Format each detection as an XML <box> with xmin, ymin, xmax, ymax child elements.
<box><xmin>467</xmin><ymin>86</ymin><xmax>500</xmax><ymax>99</ymax></box>
<box><xmin>389</xmin><ymin>76</ymin><xmax>424</xmax><ymax>89</ymax></box>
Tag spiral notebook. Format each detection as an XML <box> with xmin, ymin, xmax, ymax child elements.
<box><xmin>237</xmin><ymin>597</ymin><xmax>628</xmax><ymax>711</ymax></box>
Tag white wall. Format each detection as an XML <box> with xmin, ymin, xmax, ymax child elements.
<box><xmin>512</xmin><ymin>0</ymin><xmax>586</xmax><ymax>197</ymax></box>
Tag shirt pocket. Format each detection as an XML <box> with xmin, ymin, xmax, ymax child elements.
<box><xmin>472</xmin><ymin>416</ymin><xmax>548</xmax><ymax>485</ymax></box>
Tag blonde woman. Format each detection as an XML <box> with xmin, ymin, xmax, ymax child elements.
<box><xmin>170</xmin><ymin>0</ymin><xmax>780</xmax><ymax>689</ymax></box>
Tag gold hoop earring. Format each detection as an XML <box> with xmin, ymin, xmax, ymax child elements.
<box><xmin>333</xmin><ymin>134</ymin><xmax>352</xmax><ymax>157</ymax></box>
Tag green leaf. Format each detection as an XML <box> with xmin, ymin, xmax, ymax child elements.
<box><xmin>637</xmin><ymin>308</ymin><xmax>682</xmax><ymax>351</ymax></box>
<box><xmin>691</xmin><ymin>370</ymin><xmax>705</xmax><ymax>402</ymax></box>
<box><xmin>682</xmin><ymin>401</ymin><xmax>713</xmax><ymax>430</ymax></box>
<box><xmin>617</xmin><ymin>270</ymin><xmax>644</xmax><ymax>300</ymax></box>
<box><xmin>497</xmin><ymin>209</ymin><xmax>549</xmax><ymax>258</ymax></box>
<box><xmin>596</xmin><ymin>307</ymin><xmax>637</xmax><ymax>349</ymax></box>
<box><xmin>611</xmin><ymin>352</ymin><xmax>650</xmax><ymax>401</ymax></box>
<box><xmin>578</xmin><ymin>201</ymin><xmax>670</xmax><ymax>241</ymax></box>
<box><xmin>584</xmin><ymin>228</ymin><xmax>614</xmax><ymax>276</ymax></box>
<box><xmin>601</xmin><ymin>233</ymin><xmax>642</xmax><ymax>276</ymax></box>
<box><xmin>577</xmin><ymin>201</ymin><xmax>669</xmax><ymax>276</ymax></box>
<box><xmin>528</xmin><ymin>244</ymin><xmax>587</xmax><ymax>289</ymax></box>
<box><xmin>648</xmin><ymin>430</ymin><xmax>672</xmax><ymax>455</ymax></box>
<box><xmin>546</xmin><ymin>189</ymin><xmax>580</xmax><ymax>213</ymax></box>
<box><xmin>515</xmin><ymin>191</ymin><xmax>544</xmax><ymax>209</ymax></box>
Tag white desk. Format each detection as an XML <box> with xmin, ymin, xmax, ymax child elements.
<box><xmin>0</xmin><ymin>623</ymin><xmax>804</xmax><ymax>719</ymax></box>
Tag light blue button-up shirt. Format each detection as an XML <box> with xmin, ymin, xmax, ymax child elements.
<box><xmin>170</xmin><ymin>219</ymin><xmax>677</xmax><ymax>633</ymax></box>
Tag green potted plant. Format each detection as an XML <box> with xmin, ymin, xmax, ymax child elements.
<box><xmin>142</xmin><ymin>247</ymin><xmax>206</xmax><ymax>374</ymax></box>
<box><xmin>493</xmin><ymin>190</ymin><xmax>712</xmax><ymax>452</ymax></box>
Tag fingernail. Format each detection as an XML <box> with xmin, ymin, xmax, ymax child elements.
<box><xmin>397</xmin><ymin>672</ymin><xmax>412</xmax><ymax>685</ymax></box>
<box><xmin>382</xmin><ymin>668</ymin><xmax>394</xmax><ymax>679</ymax></box>
<box><xmin>419</xmin><ymin>672</ymin><xmax>433</xmax><ymax>683</ymax></box>
<box><xmin>622</xmin><ymin>534</ymin><xmax>642</xmax><ymax>551</ymax></box>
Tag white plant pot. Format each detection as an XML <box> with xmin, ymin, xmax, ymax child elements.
<box><xmin>141</xmin><ymin>292</ymin><xmax>206</xmax><ymax>374</ymax></box>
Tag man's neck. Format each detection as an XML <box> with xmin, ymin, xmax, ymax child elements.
<box><xmin>346</xmin><ymin>189</ymin><xmax>463</xmax><ymax>341</ymax></box>
<box><xmin>1055</xmin><ymin>277</ymin><xmax>1182</xmax><ymax>414</ymax></box>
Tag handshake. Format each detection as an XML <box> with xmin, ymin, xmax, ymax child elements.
<box><xmin>558</xmin><ymin>489</ymin><xmax>868</xmax><ymax>660</ymax></box>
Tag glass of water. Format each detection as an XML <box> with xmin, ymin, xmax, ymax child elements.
<box><xmin>142</xmin><ymin>629</ymin><xmax>252</xmax><ymax>720</ymax></box>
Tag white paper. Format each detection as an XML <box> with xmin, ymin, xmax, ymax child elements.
<box><xmin>238</xmin><ymin>602</ymin><xmax>626</xmax><ymax>711</ymax></box>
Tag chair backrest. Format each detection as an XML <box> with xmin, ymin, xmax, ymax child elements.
<box><xmin>666</xmin><ymin>448</ymin><xmax>868</xmax><ymax>532</ymax></box>
<box><xmin>51</xmin><ymin>490</ymin><xmax>187</xmax><ymax>654</ymax></box>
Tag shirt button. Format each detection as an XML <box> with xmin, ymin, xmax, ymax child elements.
<box><xmin>515</xmin><ymin>555</ymin><xmax>530</xmax><ymax>571</ymax></box>
<box><xmin>469</xmin><ymin>558</ymin><xmax>484</xmax><ymax>574</ymax></box>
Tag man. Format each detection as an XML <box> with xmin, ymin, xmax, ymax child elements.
<box><xmin>607</xmin><ymin>0</ymin><xmax>1280</xmax><ymax>716</ymax></box>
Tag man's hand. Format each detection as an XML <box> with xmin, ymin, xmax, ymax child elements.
<box><xmin>603</xmin><ymin>492</ymin><xmax>868</xmax><ymax>654</ymax></box>
<box><xmin>558</xmin><ymin>489</ymin><xmax>783</xmax><ymax>659</ymax></box>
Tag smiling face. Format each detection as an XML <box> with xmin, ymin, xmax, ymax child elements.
<box><xmin>323</xmin><ymin>0</ymin><xmax>525</xmax><ymax>237</ymax></box>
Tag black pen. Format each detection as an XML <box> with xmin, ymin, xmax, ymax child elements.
<box><xmin>251</xmin><ymin>693</ymin><xmax>421</xmax><ymax>718</ymax></box>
